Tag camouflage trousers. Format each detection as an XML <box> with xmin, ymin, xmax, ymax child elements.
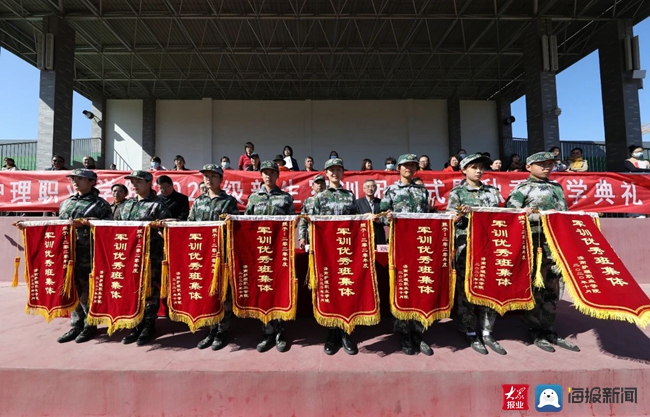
<box><xmin>263</xmin><ymin>319</ymin><xmax>284</xmax><ymax>335</ymax></box>
<box><xmin>208</xmin><ymin>291</ymin><xmax>233</xmax><ymax>333</ymax></box>
<box><xmin>454</xmin><ymin>251</ymin><xmax>497</xmax><ymax>333</ymax></box>
<box><xmin>394</xmin><ymin>319</ymin><xmax>425</xmax><ymax>335</ymax></box>
<box><xmin>143</xmin><ymin>262</ymin><xmax>163</xmax><ymax>321</ymax></box>
<box><xmin>69</xmin><ymin>262</ymin><xmax>91</xmax><ymax>329</ymax></box>
<box><xmin>522</xmin><ymin>249</ymin><xmax>562</xmax><ymax>333</ymax></box>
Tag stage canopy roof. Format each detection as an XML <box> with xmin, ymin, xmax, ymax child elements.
<box><xmin>1</xmin><ymin>0</ymin><xmax>649</xmax><ymax>100</ymax></box>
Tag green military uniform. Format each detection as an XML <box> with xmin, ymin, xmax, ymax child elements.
<box><xmin>298</xmin><ymin>174</ymin><xmax>326</xmax><ymax>243</ymax></box>
<box><xmin>114</xmin><ymin>170</ymin><xmax>171</xmax><ymax>344</ymax></box>
<box><xmin>191</xmin><ymin>165</ymin><xmax>240</xmax><ymax>350</ymax></box>
<box><xmin>506</xmin><ymin>152</ymin><xmax>578</xmax><ymax>352</ymax></box>
<box><xmin>245</xmin><ymin>161</ymin><xmax>296</xmax><ymax>350</ymax></box>
<box><xmin>379</xmin><ymin>154</ymin><xmax>431</xmax><ymax>342</ymax></box>
<box><xmin>58</xmin><ymin>169</ymin><xmax>112</xmax><ymax>338</ymax></box>
<box><xmin>446</xmin><ymin>155</ymin><xmax>501</xmax><ymax>341</ymax></box>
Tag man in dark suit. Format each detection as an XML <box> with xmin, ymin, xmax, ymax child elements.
<box><xmin>354</xmin><ymin>179</ymin><xmax>386</xmax><ymax>245</ymax></box>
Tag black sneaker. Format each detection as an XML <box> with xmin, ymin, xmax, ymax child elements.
<box><xmin>257</xmin><ymin>333</ymin><xmax>276</xmax><ymax>353</ymax></box>
<box><xmin>211</xmin><ymin>331</ymin><xmax>228</xmax><ymax>351</ymax></box>
<box><xmin>122</xmin><ymin>324</ymin><xmax>143</xmax><ymax>345</ymax></box>
<box><xmin>136</xmin><ymin>320</ymin><xmax>156</xmax><ymax>346</ymax></box>
<box><xmin>57</xmin><ymin>327</ymin><xmax>82</xmax><ymax>343</ymax></box>
<box><xmin>197</xmin><ymin>329</ymin><xmax>216</xmax><ymax>350</ymax></box>
<box><xmin>467</xmin><ymin>334</ymin><xmax>488</xmax><ymax>355</ymax></box>
<box><xmin>341</xmin><ymin>331</ymin><xmax>358</xmax><ymax>355</ymax></box>
<box><xmin>546</xmin><ymin>333</ymin><xmax>580</xmax><ymax>352</ymax></box>
<box><xmin>275</xmin><ymin>331</ymin><xmax>288</xmax><ymax>353</ymax></box>
<box><xmin>412</xmin><ymin>332</ymin><xmax>433</xmax><ymax>356</ymax></box>
<box><xmin>533</xmin><ymin>337</ymin><xmax>556</xmax><ymax>353</ymax></box>
<box><xmin>324</xmin><ymin>328</ymin><xmax>340</xmax><ymax>355</ymax></box>
<box><xmin>482</xmin><ymin>334</ymin><xmax>507</xmax><ymax>355</ymax></box>
<box><xmin>75</xmin><ymin>325</ymin><xmax>97</xmax><ymax>343</ymax></box>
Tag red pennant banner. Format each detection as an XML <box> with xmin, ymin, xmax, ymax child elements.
<box><xmin>309</xmin><ymin>216</ymin><xmax>380</xmax><ymax>333</ymax></box>
<box><xmin>388</xmin><ymin>213</ymin><xmax>455</xmax><ymax>328</ymax></box>
<box><xmin>163</xmin><ymin>222</ymin><xmax>227</xmax><ymax>332</ymax></box>
<box><xmin>1</xmin><ymin>170</ymin><xmax>650</xmax><ymax>214</ymax></box>
<box><xmin>465</xmin><ymin>209</ymin><xmax>535</xmax><ymax>314</ymax></box>
<box><xmin>87</xmin><ymin>221</ymin><xmax>151</xmax><ymax>334</ymax></box>
<box><xmin>541</xmin><ymin>211</ymin><xmax>650</xmax><ymax>327</ymax></box>
<box><xmin>19</xmin><ymin>221</ymin><xmax>78</xmax><ymax>321</ymax></box>
<box><xmin>228</xmin><ymin>216</ymin><xmax>298</xmax><ymax>324</ymax></box>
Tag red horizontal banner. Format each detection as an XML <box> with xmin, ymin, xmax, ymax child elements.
<box><xmin>0</xmin><ymin>170</ymin><xmax>649</xmax><ymax>214</ymax></box>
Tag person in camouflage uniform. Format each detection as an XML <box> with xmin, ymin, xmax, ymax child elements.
<box><xmin>506</xmin><ymin>151</ymin><xmax>580</xmax><ymax>353</ymax></box>
<box><xmin>298</xmin><ymin>174</ymin><xmax>326</xmax><ymax>249</ymax></box>
<box><xmin>245</xmin><ymin>160</ymin><xmax>296</xmax><ymax>353</ymax></box>
<box><xmin>191</xmin><ymin>164</ymin><xmax>240</xmax><ymax>351</ymax></box>
<box><xmin>308</xmin><ymin>158</ymin><xmax>359</xmax><ymax>356</ymax></box>
<box><xmin>55</xmin><ymin>169</ymin><xmax>113</xmax><ymax>344</ymax></box>
<box><xmin>114</xmin><ymin>170</ymin><xmax>171</xmax><ymax>346</ymax></box>
<box><xmin>446</xmin><ymin>154</ymin><xmax>506</xmax><ymax>356</ymax></box>
<box><xmin>380</xmin><ymin>153</ymin><xmax>434</xmax><ymax>356</ymax></box>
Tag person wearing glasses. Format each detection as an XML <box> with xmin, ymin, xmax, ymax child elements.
<box><xmin>46</xmin><ymin>155</ymin><xmax>69</xmax><ymax>170</ymax></box>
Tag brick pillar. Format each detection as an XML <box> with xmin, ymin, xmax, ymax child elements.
<box><xmin>496</xmin><ymin>97</ymin><xmax>513</xmax><ymax>160</ymax></box>
<box><xmin>447</xmin><ymin>96</ymin><xmax>462</xmax><ymax>157</ymax></box>
<box><xmin>599</xmin><ymin>20</ymin><xmax>643</xmax><ymax>171</ymax></box>
<box><xmin>36</xmin><ymin>16</ymin><xmax>75</xmax><ymax>170</ymax></box>
<box><xmin>141</xmin><ymin>97</ymin><xmax>156</xmax><ymax>169</ymax></box>
<box><xmin>523</xmin><ymin>18</ymin><xmax>560</xmax><ymax>155</ymax></box>
<box><xmin>91</xmin><ymin>96</ymin><xmax>106</xmax><ymax>168</ymax></box>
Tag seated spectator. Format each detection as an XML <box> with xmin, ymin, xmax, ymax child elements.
<box><xmin>549</xmin><ymin>147</ymin><xmax>567</xmax><ymax>172</ymax></box>
<box><xmin>506</xmin><ymin>154</ymin><xmax>524</xmax><ymax>172</ymax></box>
<box><xmin>385</xmin><ymin>157</ymin><xmax>397</xmax><ymax>171</ymax></box>
<box><xmin>361</xmin><ymin>159</ymin><xmax>373</xmax><ymax>171</ymax></box>
<box><xmin>246</xmin><ymin>153</ymin><xmax>261</xmax><ymax>171</ymax></box>
<box><xmin>172</xmin><ymin>155</ymin><xmax>189</xmax><ymax>170</ymax></box>
<box><xmin>566</xmin><ymin>147</ymin><xmax>588</xmax><ymax>172</ymax></box>
<box><xmin>110</xmin><ymin>184</ymin><xmax>129</xmax><ymax>216</ymax></box>
<box><xmin>443</xmin><ymin>155</ymin><xmax>460</xmax><ymax>172</ymax></box>
<box><xmin>624</xmin><ymin>145</ymin><xmax>650</xmax><ymax>172</ymax></box>
<box><xmin>83</xmin><ymin>156</ymin><xmax>97</xmax><ymax>170</ymax></box>
<box><xmin>329</xmin><ymin>150</ymin><xmax>339</xmax><ymax>160</ymax></box>
<box><xmin>150</xmin><ymin>156</ymin><xmax>166</xmax><ymax>171</ymax></box>
<box><xmin>238</xmin><ymin>141</ymin><xmax>255</xmax><ymax>170</ymax></box>
<box><xmin>419</xmin><ymin>155</ymin><xmax>431</xmax><ymax>171</ymax></box>
<box><xmin>46</xmin><ymin>154</ymin><xmax>68</xmax><ymax>170</ymax></box>
<box><xmin>490</xmin><ymin>159</ymin><xmax>502</xmax><ymax>171</ymax></box>
<box><xmin>457</xmin><ymin>149</ymin><xmax>467</xmax><ymax>160</ymax></box>
<box><xmin>199</xmin><ymin>181</ymin><xmax>208</xmax><ymax>195</ymax></box>
<box><xmin>303</xmin><ymin>156</ymin><xmax>316</xmax><ymax>171</ymax></box>
<box><xmin>283</xmin><ymin>146</ymin><xmax>300</xmax><ymax>171</ymax></box>
<box><xmin>274</xmin><ymin>154</ymin><xmax>290</xmax><ymax>171</ymax></box>
<box><xmin>109</xmin><ymin>163</ymin><xmax>117</xmax><ymax>170</ymax></box>
<box><xmin>221</xmin><ymin>156</ymin><xmax>233</xmax><ymax>170</ymax></box>
<box><xmin>2</xmin><ymin>157</ymin><xmax>18</xmax><ymax>171</ymax></box>
<box><xmin>156</xmin><ymin>175</ymin><xmax>189</xmax><ymax>220</ymax></box>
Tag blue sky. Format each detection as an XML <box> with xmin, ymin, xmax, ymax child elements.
<box><xmin>1</xmin><ymin>18</ymin><xmax>649</xmax><ymax>141</ymax></box>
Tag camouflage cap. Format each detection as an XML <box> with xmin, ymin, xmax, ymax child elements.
<box><xmin>460</xmin><ymin>153</ymin><xmax>492</xmax><ymax>170</ymax></box>
<box><xmin>199</xmin><ymin>164</ymin><xmax>224</xmax><ymax>176</ymax></box>
<box><xmin>324</xmin><ymin>158</ymin><xmax>344</xmax><ymax>170</ymax></box>
<box><xmin>526</xmin><ymin>151</ymin><xmax>557</xmax><ymax>165</ymax></box>
<box><xmin>313</xmin><ymin>174</ymin><xmax>326</xmax><ymax>182</ymax></box>
<box><xmin>125</xmin><ymin>170</ymin><xmax>153</xmax><ymax>182</ymax></box>
<box><xmin>260</xmin><ymin>160</ymin><xmax>279</xmax><ymax>172</ymax></box>
<box><xmin>66</xmin><ymin>168</ymin><xmax>97</xmax><ymax>180</ymax></box>
<box><xmin>397</xmin><ymin>153</ymin><xmax>418</xmax><ymax>166</ymax></box>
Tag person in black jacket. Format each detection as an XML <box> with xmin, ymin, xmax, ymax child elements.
<box><xmin>282</xmin><ymin>145</ymin><xmax>300</xmax><ymax>171</ymax></box>
<box><xmin>354</xmin><ymin>179</ymin><xmax>387</xmax><ymax>245</ymax></box>
<box><xmin>156</xmin><ymin>175</ymin><xmax>189</xmax><ymax>220</ymax></box>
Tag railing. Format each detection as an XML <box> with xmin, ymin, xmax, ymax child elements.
<box><xmin>0</xmin><ymin>141</ymin><xmax>37</xmax><ymax>171</ymax></box>
<box><xmin>502</xmin><ymin>138</ymin><xmax>648</xmax><ymax>172</ymax></box>
<box><xmin>0</xmin><ymin>138</ymin><xmax>101</xmax><ymax>170</ymax></box>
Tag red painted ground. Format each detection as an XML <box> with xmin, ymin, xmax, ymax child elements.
<box><xmin>1</xmin><ymin>283</ymin><xmax>649</xmax><ymax>416</ymax></box>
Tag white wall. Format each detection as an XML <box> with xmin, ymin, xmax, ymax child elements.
<box><xmin>460</xmin><ymin>100</ymin><xmax>499</xmax><ymax>159</ymax></box>
<box><xmin>106</xmin><ymin>99</ymin><xmax>498</xmax><ymax>171</ymax></box>
<box><xmin>105</xmin><ymin>99</ymin><xmax>143</xmax><ymax>170</ymax></box>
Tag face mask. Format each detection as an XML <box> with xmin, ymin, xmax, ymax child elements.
<box><xmin>221</xmin><ymin>161</ymin><xmax>230</xmax><ymax>169</ymax></box>
<box><xmin>330</xmin><ymin>155</ymin><xmax>337</xmax><ymax>159</ymax></box>
<box><xmin>458</xmin><ymin>153</ymin><xmax>466</xmax><ymax>159</ymax></box>
<box><xmin>151</xmin><ymin>162</ymin><xmax>160</xmax><ymax>168</ymax></box>
<box><xmin>633</xmin><ymin>152</ymin><xmax>644</xmax><ymax>159</ymax></box>
<box><xmin>386</xmin><ymin>163</ymin><xmax>395</xmax><ymax>170</ymax></box>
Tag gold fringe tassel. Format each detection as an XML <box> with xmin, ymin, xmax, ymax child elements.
<box><xmin>533</xmin><ymin>247</ymin><xmax>545</xmax><ymax>289</ymax></box>
<box><xmin>168</xmin><ymin>310</ymin><xmax>225</xmax><ymax>333</ymax></box>
<box><xmin>12</xmin><ymin>256</ymin><xmax>20</xmax><ymax>287</ymax></box>
<box><xmin>308</xmin><ymin>222</ymin><xmax>316</xmax><ymax>291</ymax></box>
<box><xmin>209</xmin><ymin>255</ymin><xmax>220</xmax><ymax>296</ymax></box>
<box><xmin>160</xmin><ymin>260</ymin><xmax>169</xmax><ymax>298</ymax></box>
